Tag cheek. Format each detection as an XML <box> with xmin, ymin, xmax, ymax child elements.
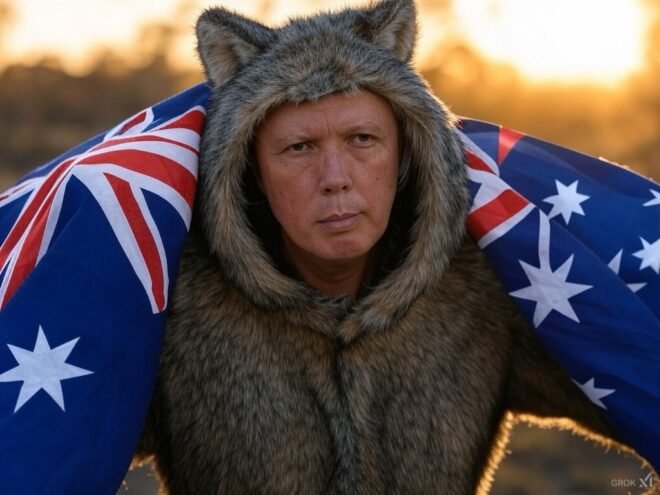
<box><xmin>361</xmin><ymin>158</ymin><xmax>398</xmax><ymax>221</ymax></box>
<box><xmin>263</xmin><ymin>173</ymin><xmax>314</xmax><ymax>233</ymax></box>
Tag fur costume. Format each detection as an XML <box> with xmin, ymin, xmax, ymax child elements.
<box><xmin>135</xmin><ymin>0</ymin><xmax>629</xmax><ymax>492</ymax></box>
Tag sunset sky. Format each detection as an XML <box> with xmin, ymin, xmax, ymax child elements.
<box><xmin>0</xmin><ymin>0</ymin><xmax>649</xmax><ymax>85</ymax></box>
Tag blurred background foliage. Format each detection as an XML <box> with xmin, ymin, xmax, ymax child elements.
<box><xmin>0</xmin><ymin>0</ymin><xmax>658</xmax><ymax>191</ymax></box>
<box><xmin>0</xmin><ymin>0</ymin><xmax>657</xmax><ymax>493</ymax></box>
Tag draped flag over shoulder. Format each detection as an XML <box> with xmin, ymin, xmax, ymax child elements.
<box><xmin>458</xmin><ymin>120</ymin><xmax>660</xmax><ymax>471</ymax></box>
<box><xmin>0</xmin><ymin>83</ymin><xmax>208</xmax><ymax>494</ymax></box>
<box><xmin>0</xmin><ymin>82</ymin><xmax>658</xmax><ymax>494</ymax></box>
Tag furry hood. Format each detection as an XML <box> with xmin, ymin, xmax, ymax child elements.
<box><xmin>195</xmin><ymin>0</ymin><xmax>469</xmax><ymax>334</ymax></box>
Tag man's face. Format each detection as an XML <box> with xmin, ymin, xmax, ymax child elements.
<box><xmin>254</xmin><ymin>89</ymin><xmax>399</xmax><ymax>264</ymax></box>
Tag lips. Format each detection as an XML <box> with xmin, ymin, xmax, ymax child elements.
<box><xmin>318</xmin><ymin>212</ymin><xmax>360</xmax><ymax>231</ymax></box>
<box><xmin>321</xmin><ymin>213</ymin><xmax>357</xmax><ymax>222</ymax></box>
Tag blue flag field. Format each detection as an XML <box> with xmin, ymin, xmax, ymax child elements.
<box><xmin>0</xmin><ymin>84</ymin><xmax>207</xmax><ymax>493</ymax></box>
<box><xmin>0</xmin><ymin>83</ymin><xmax>657</xmax><ymax>493</ymax></box>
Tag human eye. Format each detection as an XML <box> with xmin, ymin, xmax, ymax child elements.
<box><xmin>287</xmin><ymin>141</ymin><xmax>310</xmax><ymax>152</ymax></box>
<box><xmin>350</xmin><ymin>133</ymin><xmax>375</xmax><ymax>147</ymax></box>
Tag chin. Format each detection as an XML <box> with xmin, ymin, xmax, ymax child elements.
<box><xmin>317</xmin><ymin>238</ymin><xmax>374</xmax><ymax>262</ymax></box>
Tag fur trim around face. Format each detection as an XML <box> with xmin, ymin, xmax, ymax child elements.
<box><xmin>195</xmin><ymin>0</ymin><xmax>469</xmax><ymax>335</ymax></box>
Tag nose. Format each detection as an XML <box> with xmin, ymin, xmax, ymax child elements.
<box><xmin>318</xmin><ymin>148</ymin><xmax>352</xmax><ymax>194</ymax></box>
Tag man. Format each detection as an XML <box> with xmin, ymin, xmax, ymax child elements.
<box><xmin>252</xmin><ymin>90</ymin><xmax>399</xmax><ymax>297</ymax></box>
<box><xmin>135</xmin><ymin>0</ymin><xmax>650</xmax><ymax>493</ymax></box>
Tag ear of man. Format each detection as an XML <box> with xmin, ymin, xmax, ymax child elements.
<box><xmin>196</xmin><ymin>7</ymin><xmax>276</xmax><ymax>86</ymax></box>
<box><xmin>356</xmin><ymin>0</ymin><xmax>417</xmax><ymax>63</ymax></box>
<box><xmin>196</xmin><ymin>0</ymin><xmax>418</xmax><ymax>87</ymax></box>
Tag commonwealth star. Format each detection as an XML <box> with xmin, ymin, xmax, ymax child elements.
<box><xmin>0</xmin><ymin>326</ymin><xmax>93</xmax><ymax>412</ymax></box>
<box><xmin>510</xmin><ymin>212</ymin><xmax>591</xmax><ymax>327</ymax></box>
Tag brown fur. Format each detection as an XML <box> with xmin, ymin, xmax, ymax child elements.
<box><xmin>134</xmin><ymin>0</ymin><xmax>655</xmax><ymax>492</ymax></box>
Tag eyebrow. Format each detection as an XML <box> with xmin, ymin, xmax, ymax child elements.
<box><xmin>272</xmin><ymin>134</ymin><xmax>310</xmax><ymax>147</ymax></box>
<box><xmin>268</xmin><ymin>120</ymin><xmax>390</xmax><ymax>147</ymax></box>
<box><xmin>344</xmin><ymin>121</ymin><xmax>387</xmax><ymax>135</ymax></box>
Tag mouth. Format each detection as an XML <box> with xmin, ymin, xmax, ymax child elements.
<box><xmin>318</xmin><ymin>212</ymin><xmax>360</xmax><ymax>231</ymax></box>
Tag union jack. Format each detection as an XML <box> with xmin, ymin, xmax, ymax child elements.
<box><xmin>0</xmin><ymin>83</ymin><xmax>209</xmax><ymax>495</ymax></box>
<box><xmin>461</xmin><ymin>126</ymin><xmax>535</xmax><ymax>248</ymax></box>
<box><xmin>0</xmin><ymin>103</ymin><xmax>205</xmax><ymax>313</ymax></box>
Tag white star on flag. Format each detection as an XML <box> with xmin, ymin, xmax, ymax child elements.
<box><xmin>0</xmin><ymin>326</ymin><xmax>93</xmax><ymax>412</ymax></box>
<box><xmin>572</xmin><ymin>377</ymin><xmax>616</xmax><ymax>409</ymax></box>
<box><xmin>643</xmin><ymin>189</ymin><xmax>660</xmax><ymax>207</ymax></box>
<box><xmin>633</xmin><ymin>237</ymin><xmax>660</xmax><ymax>274</ymax></box>
<box><xmin>543</xmin><ymin>179</ymin><xmax>590</xmax><ymax>224</ymax></box>
<box><xmin>510</xmin><ymin>212</ymin><xmax>592</xmax><ymax>327</ymax></box>
<box><xmin>607</xmin><ymin>250</ymin><xmax>646</xmax><ymax>293</ymax></box>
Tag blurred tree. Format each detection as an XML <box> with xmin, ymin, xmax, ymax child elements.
<box><xmin>0</xmin><ymin>0</ymin><xmax>14</xmax><ymax>39</ymax></box>
<box><xmin>0</xmin><ymin>0</ymin><xmax>15</xmax><ymax>68</ymax></box>
<box><xmin>0</xmin><ymin>56</ymin><xmax>194</xmax><ymax>182</ymax></box>
<box><xmin>135</xmin><ymin>0</ymin><xmax>198</xmax><ymax>68</ymax></box>
<box><xmin>0</xmin><ymin>0</ymin><xmax>202</xmax><ymax>188</ymax></box>
<box><xmin>420</xmin><ymin>7</ymin><xmax>658</xmax><ymax>181</ymax></box>
<box><xmin>621</xmin><ymin>0</ymin><xmax>660</xmax><ymax>179</ymax></box>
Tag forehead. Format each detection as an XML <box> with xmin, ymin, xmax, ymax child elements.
<box><xmin>257</xmin><ymin>89</ymin><xmax>397</xmax><ymax>137</ymax></box>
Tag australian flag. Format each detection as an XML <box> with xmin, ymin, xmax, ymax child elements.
<box><xmin>0</xmin><ymin>83</ymin><xmax>207</xmax><ymax>494</ymax></box>
<box><xmin>0</xmin><ymin>82</ymin><xmax>657</xmax><ymax>494</ymax></box>
<box><xmin>459</xmin><ymin>121</ymin><xmax>660</xmax><ymax>472</ymax></box>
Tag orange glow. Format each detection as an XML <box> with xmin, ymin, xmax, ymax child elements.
<box><xmin>1</xmin><ymin>0</ymin><xmax>648</xmax><ymax>84</ymax></box>
<box><xmin>450</xmin><ymin>0</ymin><xmax>647</xmax><ymax>84</ymax></box>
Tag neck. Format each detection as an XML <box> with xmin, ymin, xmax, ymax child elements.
<box><xmin>281</xmin><ymin>237</ymin><xmax>376</xmax><ymax>298</ymax></box>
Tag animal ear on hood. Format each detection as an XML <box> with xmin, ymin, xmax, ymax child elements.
<box><xmin>358</xmin><ymin>0</ymin><xmax>417</xmax><ymax>62</ymax></box>
<box><xmin>196</xmin><ymin>7</ymin><xmax>275</xmax><ymax>86</ymax></box>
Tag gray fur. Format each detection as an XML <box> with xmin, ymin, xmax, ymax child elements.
<box><xmin>135</xmin><ymin>0</ymin><xmax>653</xmax><ymax>493</ymax></box>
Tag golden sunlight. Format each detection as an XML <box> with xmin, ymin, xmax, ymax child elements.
<box><xmin>1</xmin><ymin>0</ymin><xmax>649</xmax><ymax>85</ymax></box>
<box><xmin>4</xmin><ymin>0</ymin><xmax>180</xmax><ymax>68</ymax></box>
<box><xmin>451</xmin><ymin>0</ymin><xmax>646</xmax><ymax>84</ymax></box>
